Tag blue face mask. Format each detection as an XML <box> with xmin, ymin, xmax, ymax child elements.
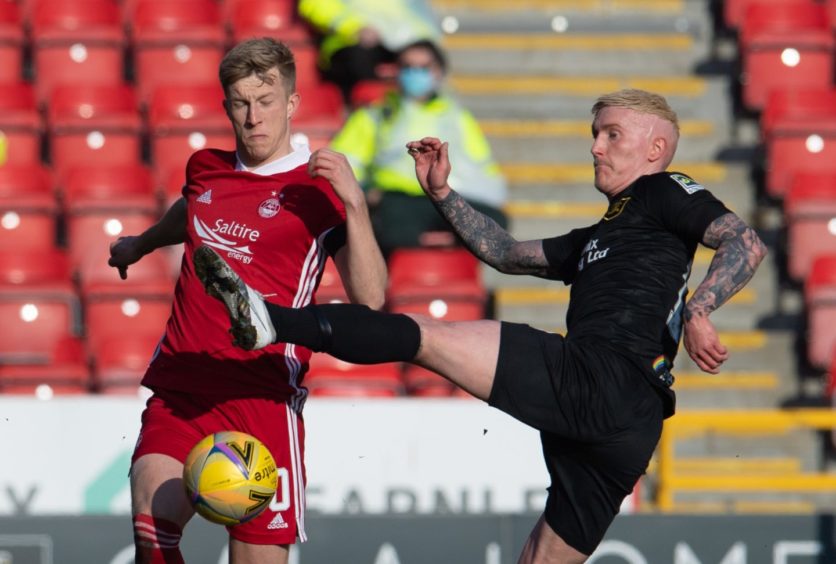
<box><xmin>398</xmin><ymin>67</ymin><xmax>437</xmax><ymax>99</ymax></box>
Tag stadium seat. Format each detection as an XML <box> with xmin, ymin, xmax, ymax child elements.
<box><xmin>47</xmin><ymin>84</ymin><xmax>143</xmax><ymax>174</ymax></box>
<box><xmin>0</xmin><ymin>297</ymin><xmax>81</xmax><ymax>365</ymax></box>
<box><xmin>0</xmin><ymin>336</ymin><xmax>91</xmax><ymax>396</ymax></box>
<box><xmin>784</xmin><ymin>172</ymin><xmax>836</xmax><ymax>282</ymax></box>
<box><xmin>30</xmin><ymin>0</ymin><xmax>126</xmax><ymax>102</ymax></box>
<box><xmin>0</xmin><ymin>82</ymin><xmax>43</xmax><ymax>165</ymax></box>
<box><xmin>0</xmin><ymin>164</ymin><xmax>58</xmax><ymax>252</ymax></box>
<box><xmin>385</xmin><ymin>247</ymin><xmax>488</xmax><ymax>319</ymax></box>
<box><xmin>130</xmin><ymin>0</ymin><xmax>226</xmax><ymax>103</ymax></box>
<box><xmin>0</xmin><ymin>1</ymin><xmax>24</xmax><ymax>82</ymax></box>
<box><xmin>305</xmin><ymin>353</ymin><xmax>403</xmax><ymax>397</ymax></box>
<box><xmin>90</xmin><ymin>333</ymin><xmax>159</xmax><ymax>394</ymax></box>
<box><xmin>765</xmin><ymin>120</ymin><xmax>836</xmax><ymax>200</ymax></box>
<box><xmin>724</xmin><ymin>0</ymin><xmax>814</xmax><ymax>32</ymax></box>
<box><xmin>402</xmin><ymin>364</ymin><xmax>454</xmax><ymax>397</ymax></box>
<box><xmin>65</xmin><ymin>212</ymin><xmax>169</xmax><ymax>297</ymax></box>
<box><xmin>760</xmin><ymin>87</ymin><xmax>836</xmax><ymax>144</ymax></box>
<box><xmin>805</xmin><ymin>256</ymin><xmax>836</xmax><ymax>370</ymax></box>
<box><xmin>315</xmin><ymin>257</ymin><xmax>349</xmax><ymax>304</ymax></box>
<box><xmin>147</xmin><ymin>83</ymin><xmax>234</xmax><ymax>184</ymax></box>
<box><xmin>738</xmin><ymin>2</ymin><xmax>834</xmax><ymax>112</ymax></box>
<box><xmin>0</xmin><ymin>248</ymin><xmax>75</xmax><ymax>300</ymax></box>
<box><xmin>294</xmin><ymin>82</ymin><xmax>346</xmax><ymax>137</ymax></box>
<box><xmin>59</xmin><ymin>164</ymin><xmax>158</xmax><ymax>215</ymax></box>
<box><xmin>84</xmin><ymin>295</ymin><xmax>171</xmax><ymax>353</ymax></box>
<box><xmin>228</xmin><ymin>0</ymin><xmax>312</xmax><ymax>46</ymax></box>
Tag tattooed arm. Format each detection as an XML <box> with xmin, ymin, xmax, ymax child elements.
<box><xmin>407</xmin><ymin>137</ymin><xmax>551</xmax><ymax>276</ymax></box>
<box><xmin>684</xmin><ymin>212</ymin><xmax>768</xmax><ymax>373</ymax></box>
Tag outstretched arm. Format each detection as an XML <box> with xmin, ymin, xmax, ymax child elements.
<box><xmin>684</xmin><ymin>212</ymin><xmax>768</xmax><ymax>373</ymax></box>
<box><xmin>407</xmin><ymin>137</ymin><xmax>549</xmax><ymax>276</ymax></box>
<box><xmin>309</xmin><ymin>148</ymin><xmax>387</xmax><ymax>310</ymax></box>
<box><xmin>108</xmin><ymin>197</ymin><xmax>187</xmax><ymax>280</ymax></box>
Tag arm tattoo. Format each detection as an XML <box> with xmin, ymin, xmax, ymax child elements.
<box><xmin>685</xmin><ymin>212</ymin><xmax>768</xmax><ymax>320</ymax></box>
<box><xmin>435</xmin><ymin>190</ymin><xmax>550</xmax><ymax>275</ymax></box>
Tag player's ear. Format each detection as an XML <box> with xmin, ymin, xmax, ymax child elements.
<box><xmin>648</xmin><ymin>136</ymin><xmax>667</xmax><ymax>163</ymax></box>
<box><xmin>286</xmin><ymin>92</ymin><xmax>300</xmax><ymax>120</ymax></box>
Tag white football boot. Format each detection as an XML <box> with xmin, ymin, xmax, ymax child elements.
<box><xmin>193</xmin><ymin>245</ymin><xmax>277</xmax><ymax>350</ymax></box>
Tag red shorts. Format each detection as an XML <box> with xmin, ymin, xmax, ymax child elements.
<box><xmin>132</xmin><ymin>388</ymin><xmax>307</xmax><ymax>545</ymax></box>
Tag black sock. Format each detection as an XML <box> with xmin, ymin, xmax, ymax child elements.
<box><xmin>264</xmin><ymin>303</ymin><xmax>421</xmax><ymax>364</ymax></box>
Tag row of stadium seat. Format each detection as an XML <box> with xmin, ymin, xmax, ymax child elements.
<box><xmin>1</xmin><ymin>0</ymin><xmax>315</xmax><ymax>104</ymax></box>
<box><xmin>725</xmin><ymin>0</ymin><xmax>836</xmax><ymax>112</ymax></box>
<box><xmin>0</xmin><ymin>246</ymin><xmax>489</xmax><ymax>398</ymax></box>
<box><xmin>724</xmin><ymin>2</ymin><xmax>836</xmax><ymax>398</ymax></box>
<box><xmin>0</xmin><ymin>80</ymin><xmax>346</xmax><ymax>182</ymax></box>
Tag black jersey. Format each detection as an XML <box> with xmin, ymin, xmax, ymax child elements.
<box><xmin>542</xmin><ymin>171</ymin><xmax>731</xmax><ymax>395</ymax></box>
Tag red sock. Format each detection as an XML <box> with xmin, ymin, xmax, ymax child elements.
<box><xmin>133</xmin><ymin>514</ymin><xmax>185</xmax><ymax>564</ymax></box>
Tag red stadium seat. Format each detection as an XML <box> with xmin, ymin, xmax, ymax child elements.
<box><xmin>0</xmin><ymin>336</ymin><xmax>91</xmax><ymax>396</ymax></box>
<box><xmin>228</xmin><ymin>0</ymin><xmax>312</xmax><ymax>45</ymax></box>
<box><xmin>0</xmin><ymin>82</ymin><xmax>43</xmax><ymax>165</ymax></box>
<box><xmin>315</xmin><ymin>257</ymin><xmax>349</xmax><ymax>304</ymax></box>
<box><xmin>0</xmin><ymin>1</ymin><xmax>24</xmax><ymax>82</ymax></box>
<box><xmin>59</xmin><ymin>164</ymin><xmax>158</xmax><ymax>215</ymax></box>
<box><xmin>30</xmin><ymin>0</ymin><xmax>126</xmax><ymax>102</ymax></box>
<box><xmin>0</xmin><ymin>248</ymin><xmax>75</xmax><ymax>300</ymax></box>
<box><xmin>0</xmin><ymin>165</ymin><xmax>57</xmax><ymax>252</ymax></box>
<box><xmin>805</xmin><ymin>256</ymin><xmax>836</xmax><ymax>370</ymax></box>
<box><xmin>91</xmin><ymin>333</ymin><xmax>159</xmax><ymax>394</ymax></box>
<box><xmin>724</xmin><ymin>0</ymin><xmax>814</xmax><ymax>31</ymax></box>
<box><xmin>386</xmin><ymin>247</ymin><xmax>488</xmax><ymax>320</ymax></box>
<box><xmin>739</xmin><ymin>2</ymin><xmax>834</xmax><ymax>112</ymax></box>
<box><xmin>84</xmin><ymin>295</ymin><xmax>171</xmax><ymax>352</ymax></box>
<box><xmin>147</xmin><ymin>83</ymin><xmax>233</xmax><ymax>183</ymax></box>
<box><xmin>294</xmin><ymin>82</ymin><xmax>346</xmax><ymax>136</ymax></box>
<box><xmin>130</xmin><ymin>0</ymin><xmax>226</xmax><ymax>103</ymax></box>
<box><xmin>48</xmin><ymin>84</ymin><xmax>143</xmax><ymax>174</ymax></box>
<box><xmin>66</xmin><ymin>212</ymin><xmax>170</xmax><ymax>297</ymax></box>
<box><xmin>305</xmin><ymin>353</ymin><xmax>403</xmax><ymax>397</ymax></box>
<box><xmin>0</xmin><ymin>297</ymin><xmax>80</xmax><ymax>365</ymax></box>
<box><xmin>784</xmin><ymin>173</ymin><xmax>836</xmax><ymax>282</ymax></box>
<box><xmin>350</xmin><ymin>79</ymin><xmax>396</xmax><ymax>109</ymax></box>
<box><xmin>760</xmin><ymin>88</ymin><xmax>836</xmax><ymax>143</ymax></box>
<box><xmin>765</xmin><ymin>120</ymin><xmax>836</xmax><ymax>200</ymax></box>
<box><xmin>402</xmin><ymin>364</ymin><xmax>454</xmax><ymax>397</ymax></box>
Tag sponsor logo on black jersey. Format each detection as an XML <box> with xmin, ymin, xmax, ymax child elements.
<box><xmin>669</xmin><ymin>173</ymin><xmax>704</xmax><ymax>194</ymax></box>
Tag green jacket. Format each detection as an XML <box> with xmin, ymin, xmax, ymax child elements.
<box><xmin>298</xmin><ymin>0</ymin><xmax>441</xmax><ymax>68</ymax></box>
<box><xmin>330</xmin><ymin>91</ymin><xmax>507</xmax><ymax>208</ymax></box>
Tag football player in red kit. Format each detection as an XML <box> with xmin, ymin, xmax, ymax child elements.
<box><xmin>108</xmin><ymin>38</ymin><xmax>386</xmax><ymax>564</ymax></box>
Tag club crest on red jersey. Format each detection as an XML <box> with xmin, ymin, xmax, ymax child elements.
<box><xmin>258</xmin><ymin>197</ymin><xmax>281</xmax><ymax>218</ymax></box>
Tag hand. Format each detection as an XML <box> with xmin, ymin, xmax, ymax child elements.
<box><xmin>406</xmin><ymin>137</ymin><xmax>452</xmax><ymax>202</ymax></box>
<box><xmin>683</xmin><ymin>313</ymin><xmax>729</xmax><ymax>374</ymax></box>
<box><xmin>308</xmin><ymin>148</ymin><xmax>364</xmax><ymax>208</ymax></box>
<box><xmin>108</xmin><ymin>235</ymin><xmax>146</xmax><ymax>280</ymax></box>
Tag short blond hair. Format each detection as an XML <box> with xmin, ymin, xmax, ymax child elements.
<box><xmin>591</xmin><ymin>89</ymin><xmax>680</xmax><ymax>137</ymax></box>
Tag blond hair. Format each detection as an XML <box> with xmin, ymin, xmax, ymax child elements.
<box><xmin>591</xmin><ymin>89</ymin><xmax>680</xmax><ymax>137</ymax></box>
<box><xmin>219</xmin><ymin>37</ymin><xmax>296</xmax><ymax>95</ymax></box>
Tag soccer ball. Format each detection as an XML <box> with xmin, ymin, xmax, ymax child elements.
<box><xmin>183</xmin><ymin>430</ymin><xmax>279</xmax><ymax>526</ymax></box>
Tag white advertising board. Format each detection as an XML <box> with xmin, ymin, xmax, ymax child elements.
<box><xmin>0</xmin><ymin>396</ymin><xmax>634</xmax><ymax>516</ymax></box>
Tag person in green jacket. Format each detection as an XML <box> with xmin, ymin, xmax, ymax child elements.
<box><xmin>298</xmin><ymin>0</ymin><xmax>441</xmax><ymax>102</ymax></box>
<box><xmin>330</xmin><ymin>39</ymin><xmax>508</xmax><ymax>257</ymax></box>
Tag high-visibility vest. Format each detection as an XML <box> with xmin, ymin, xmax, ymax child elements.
<box><xmin>330</xmin><ymin>92</ymin><xmax>507</xmax><ymax>208</ymax></box>
<box><xmin>298</xmin><ymin>0</ymin><xmax>441</xmax><ymax>68</ymax></box>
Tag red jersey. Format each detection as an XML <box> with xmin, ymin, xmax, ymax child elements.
<box><xmin>143</xmin><ymin>147</ymin><xmax>346</xmax><ymax>410</ymax></box>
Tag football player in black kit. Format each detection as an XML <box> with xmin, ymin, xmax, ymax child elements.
<box><xmin>194</xmin><ymin>89</ymin><xmax>767</xmax><ymax>563</ymax></box>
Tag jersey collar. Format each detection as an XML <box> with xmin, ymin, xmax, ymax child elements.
<box><xmin>235</xmin><ymin>139</ymin><xmax>312</xmax><ymax>176</ymax></box>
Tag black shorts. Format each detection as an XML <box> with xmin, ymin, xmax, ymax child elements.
<box><xmin>488</xmin><ymin>322</ymin><xmax>664</xmax><ymax>555</ymax></box>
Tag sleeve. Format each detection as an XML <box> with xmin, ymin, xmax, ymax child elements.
<box><xmin>641</xmin><ymin>172</ymin><xmax>732</xmax><ymax>246</ymax></box>
<box><xmin>298</xmin><ymin>0</ymin><xmax>365</xmax><ymax>37</ymax></box>
<box><xmin>541</xmin><ymin>225</ymin><xmax>598</xmax><ymax>283</ymax></box>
